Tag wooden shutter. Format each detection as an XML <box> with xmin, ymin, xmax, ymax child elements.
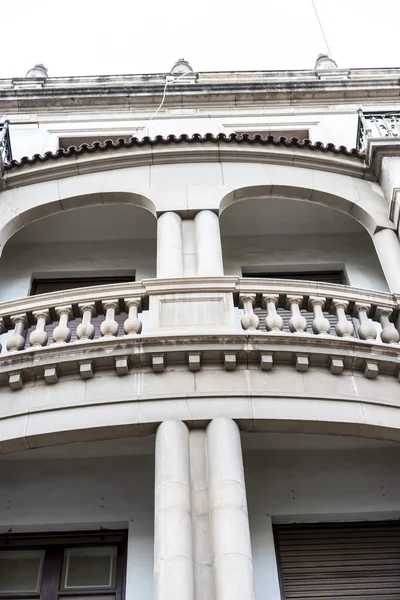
<box><xmin>274</xmin><ymin>521</ymin><xmax>400</xmax><ymax>599</ymax></box>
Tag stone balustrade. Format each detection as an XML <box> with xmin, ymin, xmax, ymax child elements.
<box><xmin>0</xmin><ymin>277</ymin><xmax>397</xmax><ymax>390</ymax></box>
<box><xmin>0</xmin><ymin>278</ymin><xmax>398</xmax><ymax>355</ymax></box>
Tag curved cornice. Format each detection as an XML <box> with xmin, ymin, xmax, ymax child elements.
<box><xmin>1</xmin><ymin>333</ymin><xmax>400</xmax><ymax>453</ymax></box>
<box><xmin>2</xmin><ymin>133</ymin><xmax>371</xmax><ymax>190</ymax></box>
<box><xmin>5</xmin><ymin>134</ymin><xmax>365</xmax><ymax>170</ymax></box>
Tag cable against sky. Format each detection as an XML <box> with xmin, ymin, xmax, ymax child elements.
<box><xmin>310</xmin><ymin>0</ymin><xmax>333</xmax><ymax>57</ymax></box>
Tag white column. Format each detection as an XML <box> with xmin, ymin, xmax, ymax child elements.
<box><xmin>157</xmin><ymin>212</ymin><xmax>184</xmax><ymax>278</ymax></box>
<box><xmin>206</xmin><ymin>418</ymin><xmax>255</xmax><ymax>600</ymax></box>
<box><xmin>194</xmin><ymin>210</ymin><xmax>224</xmax><ymax>276</ymax></box>
<box><xmin>154</xmin><ymin>420</ymin><xmax>194</xmax><ymax>600</ymax></box>
<box><xmin>190</xmin><ymin>430</ymin><xmax>215</xmax><ymax>600</ymax></box>
<box><xmin>373</xmin><ymin>228</ymin><xmax>400</xmax><ymax>293</ymax></box>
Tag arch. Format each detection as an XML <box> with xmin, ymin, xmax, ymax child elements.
<box><xmin>0</xmin><ymin>191</ymin><xmax>157</xmax><ymax>255</ymax></box>
<box><xmin>219</xmin><ymin>184</ymin><xmax>382</xmax><ymax>235</ymax></box>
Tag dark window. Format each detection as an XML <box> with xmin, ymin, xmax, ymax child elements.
<box><xmin>242</xmin><ymin>270</ymin><xmax>346</xmax><ymax>285</ymax></box>
<box><xmin>236</xmin><ymin>129</ymin><xmax>310</xmax><ymax>140</ymax></box>
<box><xmin>274</xmin><ymin>521</ymin><xmax>400</xmax><ymax>600</ymax></box>
<box><xmin>0</xmin><ymin>531</ymin><xmax>126</xmax><ymax>600</ymax></box>
<box><xmin>30</xmin><ymin>276</ymin><xmax>134</xmax><ymax>297</ymax></box>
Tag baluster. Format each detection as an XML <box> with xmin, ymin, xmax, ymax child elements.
<box><xmin>263</xmin><ymin>294</ymin><xmax>283</xmax><ymax>332</ymax></box>
<box><xmin>287</xmin><ymin>296</ymin><xmax>307</xmax><ymax>333</ymax></box>
<box><xmin>100</xmin><ymin>300</ymin><xmax>119</xmax><ymax>338</ymax></box>
<box><xmin>239</xmin><ymin>294</ymin><xmax>259</xmax><ymax>331</ymax></box>
<box><xmin>53</xmin><ymin>305</ymin><xmax>73</xmax><ymax>345</ymax></box>
<box><xmin>0</xmin><ymin>318</ymin><xmax>5</xmax><ymax>353</ymax></box>
<box><xmin>124</xmin><ymin>298</ymin><xmax>142</xmax><ymax>336</ymax></box>
<box><xmin>332</xmin><ymin>300</ymin><xmax>354</xmax><ymax>338</ymax></box>
<box><xmin>6</xmin><ymin>314</ymin><xmax>28</xmax><ymax>352</ymax></box>
<box><xmin>29</xmin><ymin>309</ymin><xmax>49</xmax><ymax>348</ymax></box>
<box><xmin>77</xmin><ymin>303</ymin><xmax>96</xmax><ymax>341</ymax></box>
<box><xmin>395</xmin><ymin>115</ymin><xmax>400</xmax><ymax>138</ymax></box>
<box><xmin>355</xmin><ymin>303</ymin><xmax>377</xmax><ymax>341</ymax></box>
<box><xmin>309</xmin><ymin>297</ymin><xmax>330</xmax><ymax>335</ymax></box>
<box><xmin>376</xmin><ymin>306</ymin><xmax>400</xmax><ymax>344</ymax></box>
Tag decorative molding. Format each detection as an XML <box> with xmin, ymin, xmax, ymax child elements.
<box><xmin>0</xmin><ymin>332</ymin><xmax>398</xmax><ymax>392</ymax></box>
<box><xmin>3</xmin><ymin>137</ymin><xmax>370</xmax><ymax>190</ymax></box>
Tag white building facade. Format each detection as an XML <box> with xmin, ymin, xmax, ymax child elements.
<box><xmin>0</xmin><ymin>58</ymin><xmax>400</xmax><ymax>599</ymax></box>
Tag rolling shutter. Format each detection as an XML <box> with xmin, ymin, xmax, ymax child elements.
<box><xmin>274</xmin><ymin>521</ymin><xmax>400</xmax><ymax>599</ymax></box>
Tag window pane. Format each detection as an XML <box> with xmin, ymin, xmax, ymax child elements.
<box><xmin>0</xmin><ymin>550</ymin><xmax>45</xmax><ymax>592</ymax></box>
<box><xmin>61</xmin><ymin>546</ymin><xmax>117</xmax><ymax>590</ymax></box>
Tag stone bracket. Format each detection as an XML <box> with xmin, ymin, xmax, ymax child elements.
<box><xmin>152</xmin><ymin>354</ymin><xmax>165</xmax><ymax>373</ymax></box>
<box><xmin>188</xmin><ymin>352</ymin><xmax>201</xmax><ymax>371</ymax></box>
<box><xmin>115</xmin><ymin>357</ymin><xmax>129</xmax><ymax>376</ymax></box>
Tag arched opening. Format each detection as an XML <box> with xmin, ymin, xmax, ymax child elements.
<box><xmin>0</xmin><ymin>201</ymin><xmax>157</xmax><ymax>341</ymax></box>
<box><xmin>220</xmin><ymin>194</ymin><xmax>387</xmax><ymax>290</ymax></box>
<box><xmin>220</xmin><ymin>192</ymin><xmax>389</xmax><ymax>331</ymax></box>
<box><xmin>0</xmin><ymin>201</ymin><xmax>157</xmax><ymax>302</ymax></box>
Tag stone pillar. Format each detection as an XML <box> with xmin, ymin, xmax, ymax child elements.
<box><xmin>373</xmin><ymin>228</ymin><xmax>400</xmax><ymax>293</ymax></box>
<box><xmin>206</xmin><ymin>418</ymin><xmax>255</xmax><ymax>600</ymax></box>
<box><xmin>154</xmin><ymin>420</ymin><xmax>194</xmax><ymax>600</ymax></box>
<box><xmin>157</xmin><ymin>212</ymin><xmax>184</xmax><ymax>278</ymax></box>
<box><xmin>194</xmin><ymin>210</ymin><xmax>224</xmax><ymax>277</ymax></box>
<box><xmin>190</xmin><ymin>430</ymin><xmax>215</xmax><ymax>600</ymax></box>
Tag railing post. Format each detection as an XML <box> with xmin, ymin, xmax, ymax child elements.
<box><xmin>77</xmin><ymin>303</ymin><xmax>96</xmax><ymax>341</ymax></box>
<box><xmin>332</xmin><ymin>300</ymin><xmax>354</xmax><ymax>338</ymax></box>
<box><xmin>0</xmin><ymin>318</ymin><xmax>5</xmax><ymax>353</ymax></box>
<box><xmin>53</xmin><ymin>306</ymin><xmax>73</xmax><ymax>345</ymax></box>
<box><xmin>124</xmin><ymin>298</ymin><xmax>142</xmax><ymax>336</ymax></box>
<box><xmin>29</xmin><ymin>309</ymin><xmax>49</xmax><ymax>348</ymax></box>
<box><xmin>309</xmin><ymin>296</ymin><xmax>330</xmax><ymax>334</ymax></box>
<box><xmin>376</xmin><ymin>306</ymin><xmax>400</xmax><ymax>344</ymax></box>
<box><xmin>287</xmin><ymin>295</ymin><xmax>307</xmax><ymax>333</ymax></box>
<box><xmin>101</xmin><ymin>300</ymin><xmax>119</xmax><ymax>338</ymax></box>
<box><xmin>6</xmin><ymin>314</ymin><xmax>28</xmax><ymax>352</ymax></box>
<box><xmin>263</xmin><ymin>294</ymin><xmax>283</xmax><ymax>332</ymax></box>
<box><xmin>240</xmin><ymin>294</ymin><xmax>259</xmax><ymax>331</ymax></box>
<box><xmin>355</xmin><ymin>303</ymin><xmax>377</xmax><ymax>341</ymax></box>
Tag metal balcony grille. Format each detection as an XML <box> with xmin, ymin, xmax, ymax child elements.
<box><xmin>357</xmin><ymin>110</ymin><xmax>400</xmax><ymax>151</ymax></box>
<box><xmin>0</xmin><ymin>120</ymin><xmax>12</xmax><ymax>165</ymax></box>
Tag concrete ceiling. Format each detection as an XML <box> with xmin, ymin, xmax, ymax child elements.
<box><xmin>1</xmin><ymin>433</ymin><xmax>396</xmax><ymax>462</ymax></box>
<box><xmin>9</xmin><ymin>204</ymin><xmax>157</xmax><ymax>244</ymax></box>
<box><xmin>220</xmin><ymin>197</ymin><xmax>364</xmax><ymax>236</ymax></box>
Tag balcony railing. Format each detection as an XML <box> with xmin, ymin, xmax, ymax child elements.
<box><xmin>357</xmin><ymin>109</ymin><xmax>400</xmax><ymax>151</ymax></box>
<box><xmin>0</xmin><ymin>120</ymin><xmax>12</xmax><ymax>167</ymax></box>
<box><xmin>0</xmin><ymin>277</ymin><xmax>398</xmax><ymax>354</ymax></box>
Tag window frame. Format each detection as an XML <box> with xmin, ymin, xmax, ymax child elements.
<box><xmin>30</xmin><ymin>276</ymin><xmax>135</xmax><ymax>297</ymax></box>
<box><xmin>241</xmin><ymin>269</ymin><xmax>347</xmax><ymax>285</ymax></box>
<box><xmin>0</xmin><ymin>530</ymin><xmax>127</xmax><ymax>600</ymax></box>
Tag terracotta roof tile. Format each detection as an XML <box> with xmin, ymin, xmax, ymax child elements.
<box><xmin>4</xmin><ymin>133</ymin><xmax>365</xmax><ymax>171</ymax></box>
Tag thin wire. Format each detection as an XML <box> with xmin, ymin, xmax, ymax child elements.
<box><xmin>148</xmin><ymin>71</ymin><xmax>193</xmax><ymax>122</ymax></box>
<box><xmin>311</xmin><ymin>0</ymin><xmax>333</xmax><ymax>58</ymax></box>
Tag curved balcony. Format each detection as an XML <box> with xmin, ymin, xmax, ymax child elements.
<box><xmin>1</xmin><ymin>280</ymin><xmax>400</xmax><ymax>454</ymax></box>
<box><xmin>0</xmin><ymin>276</ymin><xmax>398</xmax><ymax>383</ymax></box>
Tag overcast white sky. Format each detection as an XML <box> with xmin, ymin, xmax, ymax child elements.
<box><xmin>4</xmin><ymin>0</ymin><xmax>400</xmax><ymax>78</ymax></box>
